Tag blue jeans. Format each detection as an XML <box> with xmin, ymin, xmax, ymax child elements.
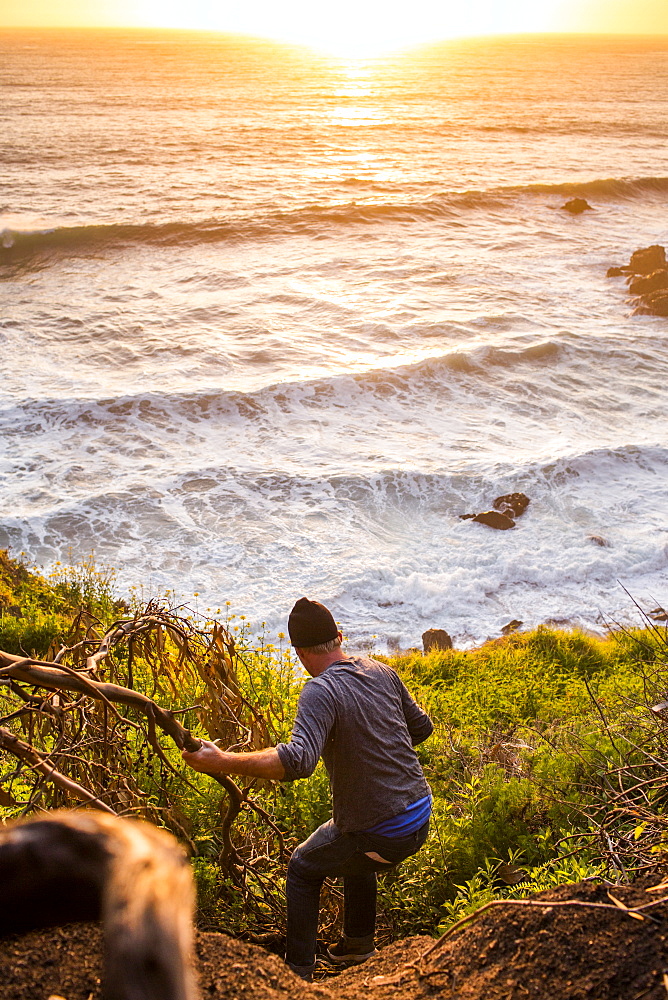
<box><xmin>285</xmin><ymin>817</ymin><xmax>429</xmax><ymax>973</ymax></box>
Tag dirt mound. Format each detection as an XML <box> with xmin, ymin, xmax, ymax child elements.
<box><xmin>2</xmin><ymin>878</ymin><xmax>668</xmax><ymax>1000</ymax></box>
<box><xmin>0</xmin><ymin>924</ymin><xmax>326</xmax><ymax>1000</ymax></box>
<box><xmin>333</xmin><ymin>878</ymin><xmax>668</xmax><ymax>1000</ymax></box>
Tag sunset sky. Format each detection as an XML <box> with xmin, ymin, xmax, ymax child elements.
<box><xmin>2</xmin><ymin>0</ymin><xmax>667</xmax><ymax>57</ymax></box>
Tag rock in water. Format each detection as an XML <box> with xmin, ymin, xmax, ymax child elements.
<box><xmin>634</xmin><ymin>289</ymin><xmax>668</xmax><ymax>316</ymax></box>
<box><xmin>628</xmin><ymin>269</ymin><xmax>668</xmax><ymax>295</ymax></box>
<box><xmin>493</xmin><ymin>492</ymin><xmax>531</xmax><ymax>517</ymax></box>
<box><xmin>607</xmin><ymin>265</ymin><xmax>627</xmax><ymax>277</ymax></box>
<box><xmin>460</xmin><ymin>493</ymin><xmax>527</xmax><ymax>527</ymax></box>
<box><xmin>472</xmin><ymin>510</ymin><xmax>516</xmax><ymax>530</ymax></box>
<box><xmin>561</xmin><ymin>198</ymin><xmax>593</xmax><ymax>214</ymax></box>
<box><xmin>501</xmin><ymin>620</ymin><xmax>523</xmax><ymax>635</ymax></box>
<box><xmin>627</xmin><ymin>244</ymin><xmax>666</xmax><ymax>275</ymax></box>
<box><xmin>607</xmin><ymin>246</ymin><xmax>668</xmax><ymax>316</ymax></box>
<box><xmin>422</xmin><ymin>628</ymin><xmax>453</xmax><ymax>652</ymax></box>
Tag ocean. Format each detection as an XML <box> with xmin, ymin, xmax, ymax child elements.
<box><xmin>1</xmin><ymin>28</ymin><xmax>667</xmax><ymax>649</ymax></box>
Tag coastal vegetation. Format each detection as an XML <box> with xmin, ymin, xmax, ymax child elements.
<box><xmin>1</xmin><ymin>548</ymin><xmax>667</xmax><ymax>948</ymax></box>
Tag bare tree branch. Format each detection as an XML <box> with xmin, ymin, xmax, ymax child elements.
<box><xmin>0</xmin><ymin>726</ymin><xmax>116</xmax><ymax>815</ymax></box>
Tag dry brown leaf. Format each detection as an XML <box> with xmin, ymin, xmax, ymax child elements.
<box><xmin>489</xmin><ymin>743</ymin><xmax>516</xmax><ymax>768</ymax></box>
<box><xmin>0</xmin><ymin>787</ymin><xmax>17</xmax><ymax>807</ymax></box>
<box><xmin>498</xmin><ymin>862</ymin><xmax>526</xmax><ymax>886</ymax></box>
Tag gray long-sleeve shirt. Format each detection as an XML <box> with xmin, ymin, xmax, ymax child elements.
<box><xmin>276</xmin><ymin>655</ymin><xmax>433</xmax><ymax>834</ymax></box>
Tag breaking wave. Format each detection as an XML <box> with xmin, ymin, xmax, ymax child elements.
<box><xmin>2</xmin><ymin>175</ymin><xmax>667</xmax><ymax>262</ymax></box>
<box><xmin>0</xmin><ymin>338</ymin><xmax>567</xmax><ymax>434</ymax></box>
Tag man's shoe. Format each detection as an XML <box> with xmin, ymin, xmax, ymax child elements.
<box><xmin>326</xmin><ymin>935</ymin><xmax>377</xmax><ymax>965</ymax></box>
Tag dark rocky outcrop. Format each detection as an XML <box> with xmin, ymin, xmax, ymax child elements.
<box><xmin>628</xmin><ymin>244</ymin><xmax>666</xmax><ymax>275</ymax></box>
<box><xmin>472</xmin><ymin>510</ymin><xmax>515</xmax><ymax>530</ymax></box>
<box><xmin>422</xmin><ymin>628</ymin><xmax>453</xmax><ymax>652</ymax></box>
<box><xmin>460</xmin><ymin>492</ymin><xmax>530</xmax><ymax>530</ymax></box>
<box><xmin>587</xmin><ymin>534</ymin><xmax>610</xmax><ymax>548</ymax></box>
<box><xmin>607</xmin><ymin>245</ymin><xmax>668</xmax><ymax>316</ymax></box>
<box><xmin>627</xmin><ymin>268</ymin><xmax>668</xmax><ymax>296</ymax></box>
<box><xmin>634</xmin><ymin>288</ymin><xmax>668</xmax><ymax>316</ymax></box>
<box><xmin>561</xmin><ymin>198</ymin><xmax>593</xmax><ymax>214</ymax></box>
<box><xmin>493</xmin><ymin>492</ymin><xmax>531</xmax><ymax>518</ymax></box>
<box><xmin>501</xmin><ymin>619</ymin><xmax>523</xmax><ymax>635</ymax></box>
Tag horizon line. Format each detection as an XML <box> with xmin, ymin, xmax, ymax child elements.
<box><xmin>2</xmin><ymin>26</ymin><xmax>668</xmax><ymax>43</ymax></box>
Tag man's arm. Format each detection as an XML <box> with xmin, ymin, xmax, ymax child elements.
<box><xmin>274</xmin><ymin>681</ymin><xmax>336</xmax><ymax>780</ymax></box>
<box><xmin>183</xmin><ymin>680</ymin><xmax>335</xmax><ymax>783</ymax></box>
<box><xmin>182</xmin><ymin>740</ymin><xmax>286</xmax><ymax>780</ymax></box>
<box><xmin>399</xmin><ymin>681</ymin><xmax>434</xmax><ymax>745</ymax></box>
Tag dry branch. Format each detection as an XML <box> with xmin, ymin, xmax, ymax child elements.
<box><xmin>6</xmin><ymin>655</ymin><xmax>254</xmax><ymax>850</ymax></box>
<box><xmin>0</xmin><ymin>610</ymin><xmax>282</xmax><ymax>865</ymax></box>
<box><xmin>0</xmin><ymin>726</ymin><xmax>116</xmax><ymax>814</ymax></box>
<box><xmin>0</xmin><ymin>648</ymin><xmax>199</xmax><ymax>749</ymax></box>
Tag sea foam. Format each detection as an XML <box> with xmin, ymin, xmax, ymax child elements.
<box><xmin>2</xmin><ymin>32</ymin><xmax>667</xmax><ymax>647</ymax></box>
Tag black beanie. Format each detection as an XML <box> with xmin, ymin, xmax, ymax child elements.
<box><xmin>288</xmin><ymin>597</ymin><xmax>339</xmax><ymax>648</ymax></box>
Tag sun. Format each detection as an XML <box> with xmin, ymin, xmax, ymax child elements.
<box><xmin>4</xmin><ymin>0</ymin><xmax>668</xmax><ymax>46</ymax></box>
<box><xmin>118</xmin><ymin>0</ymin><xmax>568</xmax><ymax>59</ymax></box>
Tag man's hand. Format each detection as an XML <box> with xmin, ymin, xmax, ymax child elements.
<box><xmin>181</xmin><ymin>739</ymin><xmax>228</xmax><ymax>775</ymax></box>
<box><xmin>181</xmin><ymin>740</ymin><xmax>286</xmax><ymax>780</ymax></box>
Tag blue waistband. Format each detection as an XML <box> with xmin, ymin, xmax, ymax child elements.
<box><xmin>363</xmin><ymin>793</ymin><xmax>432</xmax><ymax>838</ymax></box>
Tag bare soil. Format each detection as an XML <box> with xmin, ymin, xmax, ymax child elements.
<box><xmin>2</xmin><ymin>878</ymin><xmax>668</xmax><ymax>1000</ymax></box>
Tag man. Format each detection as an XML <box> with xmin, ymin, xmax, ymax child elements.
<box><xmin>182</xmin><ymin>597</ymin><xmax>433</xmax><ymax>979</ymax></box>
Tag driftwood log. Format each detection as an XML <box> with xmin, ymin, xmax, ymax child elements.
<box><xmin>0</xmin><ymin>810</ymin><xmax>199</xmax><ymax>1000</ymax></box>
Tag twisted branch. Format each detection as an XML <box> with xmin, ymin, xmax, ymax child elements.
<box><xmin>0</xmin><ymin>613</ymin><xmax>275</xmax><ymax>862</ymax></box>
